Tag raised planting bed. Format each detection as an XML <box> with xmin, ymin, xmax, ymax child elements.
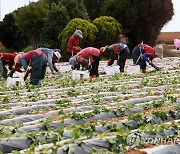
<box><xmin>0</xmin><ymin>58</ymin><xmax>179</xmax><ymax>153</ymax></box>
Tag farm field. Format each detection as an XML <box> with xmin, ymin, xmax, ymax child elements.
<box><xmin>0</xmin><ymin>57</ymin><xmax>180</xmax><ymax>154</ymax></box>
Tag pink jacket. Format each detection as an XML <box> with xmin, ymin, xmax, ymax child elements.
<box><xmin>20</xmin><ymin>50</ymin><xmax>43</xmax><ymax>64</ymax></box>
<box><xmin>76</xmin><ymin>47</ymin><xmax>100</xmax><ymax>65</ymax></box>
<box><xmin>174</xmin><ymin>39</ymin><xmax>180</xmax><ymax>49</ymax></box>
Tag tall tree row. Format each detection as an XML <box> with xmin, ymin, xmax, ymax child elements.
<box><xmin>14</xmin><ymin>2</ymin><xmax>48</xmax><ymax>49</ymax></box>
<box><xmin>0</xmin><ymin>13</ymin><xmax>29</xmax><ymax>50</ymax></box>
<box><xmin>101</xmin><ymin>0</ymin><xmax>174</xmax><ymax>47</ymax></box>
<box><xmin>0</xmin><ymin>0</ymin><xmax>174</xmax><ymax>51</ymax></box>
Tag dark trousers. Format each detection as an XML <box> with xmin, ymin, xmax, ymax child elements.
<box><xmin>68</xmin><ymin>52</ymin><xmax>72</xmax><ymax>60</ymax></box>
<box><xmin>30</xmin><ymin>53</ymin><xmax>47</xmax><ymax>85</ymax></box>
<box><xmin>132</xmin><ymin>46</ymin><xmax>146</xmax><ymax>69</ymax></box>
<box><xmin>0</xmin><ymin>60</ymin><xmax>8</xmax><ymax>78</ymax></box>
<box><xmin>90</xmin><ymin>56</ymin><xmax>100</xmax><ymax>76</ymax></box>
<box><xmin>117</xmin><ymin>51</ymin><xmax>128</xmax><ymax>72</ymax></box>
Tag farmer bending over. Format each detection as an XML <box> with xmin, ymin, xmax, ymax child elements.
<box><xmin>132</xmin><ymin>43</ymin><xmax>160</xmax><ymax>73</ymax></box>
<box><xmin>69</xmin><ymin>47</ymin><xmax>100</xmax><ymax>78</ymax></box>
<box><xmin>0</xmin><ymin>52</ymin><xmax>16</xmax><ymax>78</ymax></box>
<box><xmin>101</xmin><ymin>41</ymin><xmax>130</xmax><ymax>72</ymax></box>
<box><xmin>15</xmin><ymin>50</ymin><xmax>47</xmax><ymax>85</ymax></box>
<box><xmin>38</xmin><ymin>48</ymin><xmax>61</xmax><ymax>75</ymax></box>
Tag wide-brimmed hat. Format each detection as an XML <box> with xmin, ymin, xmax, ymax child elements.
<box><xmin>53</xmin><ymin>49</ymin><xmax>62</xmax><ymax>54</ymax></box>
<box><xmin>100</xmin><ymin>45</ymin><xmax>108</xmax><ymax>53</ymax></box>
<box><xmin>54</xmin><ymin>51</ymin><xmax>61</xmax><ymax>59</ymax></box>
<box><xmin>73</xmin><ymin>30</ymin><xmax>83</xmax><ymax>39</ymax></box>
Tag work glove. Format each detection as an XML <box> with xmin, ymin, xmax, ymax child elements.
<box><xmin>107</xmin><ymin>60</ymin><xmax>113</xmax><ymax>66</ymax></box>
<box><xmin>8</xmin><ymin>70</ymin><xmax>15</xmax><ymax>77</ymax></box>
<box><xmin>151</xmin><ymin>63</ymin><xmax>160</xmax><ymax>71</ymax></box>
<box><xmin>149</xmin><ymin>61</ymin><xmax>153</xmax><ymax>65</ymax></box>
<box><xmin>26</xmin><ymin>66</ymin><xmax>32</xmax><ymax>72</ymax></box>
<box><xmin>84</xmin><ymin>59</ymin><xmax>92</xmax><ymax>70</ymax></box>
<box><xmin>75</xmin><ymin>46</ymin><xmax>81</xmax><ymax>52</ymax></box>
<box><xmin>87</xmin><ymin>64</ymin><xmax>92</xmax><ymax>70</ymax></box>
<box><xmin>83</xmin><ymin>59</ymin><xmax>89</xmax><ymax>67</ymax></box>
<box><xmin>71</xmin><ymin>65</ymin><xmax>76</xmax><ymax>70</ymax></box>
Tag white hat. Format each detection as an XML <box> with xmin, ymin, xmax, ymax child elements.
<box><xmin>54</xmin><ymin>51</ymin><xmax>61</xmax><ymax>59</ymax></box>
<box><xmin>74</xmin><ymin>30</ymin><xmax>83</xmax><ymax>39</ymax></box>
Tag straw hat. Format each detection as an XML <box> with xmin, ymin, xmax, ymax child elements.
<box><xmin>100</xmin><ymin>45</ymin><xmax>108</xmax><ymax>53</ymax></box>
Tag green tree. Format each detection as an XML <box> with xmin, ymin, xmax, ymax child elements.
<box><xmin>102</xmin><ymin>0</ymin><xmax>174</xmax><ymax>47</ymax></box>
<box><xmin>39</xmin><ymin>0</ymin><xmax>60</xmax><ymax>9</ymax></box>
<box><xmin>59</xmin><ymin>18</ymin><xmax>98</xmax><ymax>61</ymax></box>
<box><xmin>83</xmin><ymin>0</ymin><xmax>105</xmax><ymax>20</ymax></box>
<box><xmin>93</xmin><ymin>16</ymin><xmax>122</xmax><ymax>48</ymax></box>
<box><xmin>40</xmin><ymin>3</ymin><xmax>70</xmax><ymax>48</ymax></box>
<box><xmin>60</xmin><ymin>0</ymin><xmax>89</xmax><ymax>20</ymax></box>
<box><xmin>14</xmin><ymin>2</ymin><xmax>48</xmax><ymax>48</ymax></box>
<box><xmin>0</xmin><ymin>13</ymin><xmax>29</xmax><ymax>51</ymax></box>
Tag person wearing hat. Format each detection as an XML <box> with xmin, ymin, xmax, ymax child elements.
<box><xmin>132</xmin><ymin>43</ymin><xmax>160</xmax><ymax>73</ymax></box>
<box><xmin>38</xmin><ymin>48</ymin><xmax>61</xmax><ymax>75</ymax></box>
<box><xmin>101</xmin><ymin>41</ymin><xmax>130</xmax><ymax>72</ymax></box>
<box><xmin>15</xmin><ymin>49</ymin><xmax>48</xmax><ymax>85</ymax></box>
<box><xmin>67</xmin><ymin>30</ymin><xmax>83</xmax><ymax>59</ymax></box>
<box><xmin>69</xmin><ymin>47</ymin><xmax>100</xmax><ymax>78</ymax></box>
<box><xmin>0</xmin><ymin>52</ymin><xmax>17</xmax><ymax>78</ymax></box>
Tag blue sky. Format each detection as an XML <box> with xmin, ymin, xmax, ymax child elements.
<box><xmin>0</xmin><ymin>0</ymin><xmax>179</xmax><ymax>32</ymax></box>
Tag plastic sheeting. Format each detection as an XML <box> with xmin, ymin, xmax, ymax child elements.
<box><xmin>142</xmin><ymin>144</ymin><xmax>180</xmax><ymax>154</ymax></box>
<box><xmin>0</xmin><ymin>105</ymin><xmax>179</xmax><ymax>153</ymax></box>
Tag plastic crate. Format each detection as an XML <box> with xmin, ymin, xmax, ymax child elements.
<box><xmin>6</xmin><ymin>77</ymin><xmax>25</xmax><ymax>87</ymax></box>
<box><xmin>72</xmin><ymin>70</ymin><xmax>89</xmax><ymax>80</ymax></box>
<box><xmin>103</xmin><ymin>65</ymin><xmax>120</xmax><ymax>75</ymax></box>
<box><xmin>59</xmin><ymin>64</ymin><xmax>72</xmax><ymax>73</ymax></box>
<box><xmin>126</xmin><ymin>65</ymin><xmax>141</xmax><ymax>74</ymax></box>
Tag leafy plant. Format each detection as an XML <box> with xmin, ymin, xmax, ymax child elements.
<box><xmin>56</xmin><ymin>99</ymin><xmax>70</xmax><ymax>108</ymax></box>
<box><xmin>153</xmin><ymin>110</ymin><xmax>168</xmax><ymax>121</ymax></box>
<box><xmin>113</xmin><ymin>106</ymin><xmax>126</xmax><ymax>117</ymax></box>
<box><xmin>43</xmin><ymin>118</ymin><xmax>52</xmax><ymax>131</ymax></box>
<box><xmin>2</xmin><ymin>96</ymin><xmax>9</xmax><ymax>103</ymax></box>
<box><xmin>67</xmin><ymin>90</ymin><xmax>80</xmax><ymax>97</ymax></box>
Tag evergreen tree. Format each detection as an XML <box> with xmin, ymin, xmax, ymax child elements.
<box><xmin>102</xmin><ymin>0</ymin><xmax>174</xmax><ymax>47</ymax></box>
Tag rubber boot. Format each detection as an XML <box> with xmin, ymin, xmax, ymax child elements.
<box><xmin>141</xmin><ymin>69</ymin><xmax>146</xmax><ymax>73</ymax></box>
<box><xmin>90</xmin><ymin>75</ymin><xmax>97</xmax><ymax>78</ymax></box>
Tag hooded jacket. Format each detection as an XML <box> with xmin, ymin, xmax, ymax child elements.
<box><xmin>0</xmin><ymin>53</ymin><xmax>16</xmax><ymax>70</ymax></box>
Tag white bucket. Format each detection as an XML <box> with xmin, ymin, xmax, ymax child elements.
<box><xmin>12</xmin><ymin>71</ymin><xmax>24</xmax><ymax>78</ymax></box>
<box><xmin>72</xmin><ymin>70</ymin><xmax>90</xmax><ymax>80</ymax></box>
<box><xmin>6</xmin><ymin>77</ymin><xmax>25</xmax><ymax>87</ymax></box>
<box><xmin>126</xmin><ymin>65</ymin><xmax>141</xmax><ymax>75</ymax></box>
<box><xmin>103</xmin><ymin>65</ymin><xmax>120</xmax><ymax>75</ymax></box>
<box><xmin>59</xmin><ymin>64</ymin><xmax>72</xmax><ymax>73</ymax></box>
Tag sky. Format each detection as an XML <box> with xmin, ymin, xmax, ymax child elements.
<box><xmin>0</xmin><ymin>0</ymin><xmax>179</xmax><ymax>32</ymax></box>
